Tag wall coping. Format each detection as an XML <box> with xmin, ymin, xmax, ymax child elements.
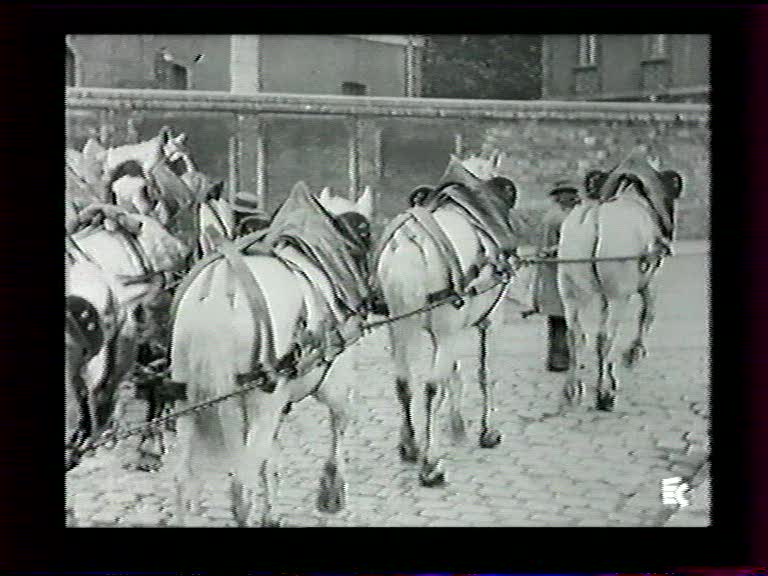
<box><xmin>66</xmin><ymin>87</ymin><xmax>709</xmax><ymax>123</ymax></box>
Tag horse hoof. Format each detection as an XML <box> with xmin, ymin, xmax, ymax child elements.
<box><xmin>133</xmin><ymin>451</ymin><xmax>163</xmax><ymax>473</ymax></box>
<box><xmin>262</xmin><ymin>518</ymin><xmax>281</xmax><ymax>528</ymax></box>
<box><xmin>450</xmin><ymin>416</ymin><xmax>468</xmax><ymax>444</ymax></box>
<box><xmin>65</xmin><ymin>508</ymin><xmax>78</xmax><ymax>528</ymax></box>
<box><xmin>596</xmin><ymin>391</ymin><xmax>616</xmax><ymax>412</ymax></box>
<box><xmin>398</xmin><ymin>440</ymin><xmax>420</xmax><ymax>463</ymax></box>
<box><xmin>419</xmin><ymin>462</ymin><xmax>446</xmax><ymax>487</ymax></box>
<box><xmin>563</xmin><ymin>381</ymin><xmax>584</xmax><ymax>405</ymax></box>
<box><xmin>316</xmin><ymin>463</ymin><xmax>346</xmax><ymax>513</ymax></box>
<box><xmin>623</xmin><ymin>344</ymin><xmax>647</xmax><ymax>368</ymax></box>
<box><xmin>479</xmin><ymin>428</ymin><xmax>502</xmax><ymax>448</ymax></box>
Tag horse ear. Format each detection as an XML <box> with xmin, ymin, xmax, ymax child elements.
<box><xmin>83</xmin><ymin>138</ymin><xmax>106</xmax><ymax>161</ymax></box>
<box><xmin>158</xmin><ymin>126</ymin><xmax>172</xmax><ymax>145</ymax></box>
<box><xmin>659</xmin><ymin>170</ymin><xmax>684</xmax><ymax>199</ymax></box>
<box><xmin>319</xmin><ymin>186</ymin><xmax>331</xmax><ymax>204</ymax></box>
<box><xmin>292</xmin><ymin>181</ymin><xmax>311</xmax><ymax>197</ymax></box>
<box><xmin>584</xmin><ymin>170</ymin><xmax>607</xmax><ymax>197</ymax></box>
<box><xmin>356</xmin><ymin>185</ymin><xmax>373</xmax><ymax>219</ymax></box>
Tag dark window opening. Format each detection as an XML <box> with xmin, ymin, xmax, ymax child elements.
<box><xmin>342</xmin><ymin>82</ymin><xmax>367</xmax><ymax>96</ymax></box>
<box><xmin>154</xmin><ymin>50</ymin><xmax>188</xmax><ymax>90</ymax></box>
<box><xmin>66</xmin><ymin>46</ymin><xmax>75</xmax><ymax>87</ymax></box>
<box><xmin>169</xmin><ymin>63</ymin><xmax>188</xmax><ymax>90</ymax></box>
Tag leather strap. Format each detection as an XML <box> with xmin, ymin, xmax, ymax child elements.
<box><xmin>212</xmin><ymin>239</ymin><xmax>277</xmax><ymax>372</ymax></box>
<box><xmin>409</xmin><ymin>206</ymin><xmax>465</xmax><ymax>293</ymax></box>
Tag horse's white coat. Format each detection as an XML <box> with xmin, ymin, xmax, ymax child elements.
<box><xmin>377</xmin><ymin>196</ymin><xmax>508</xmax><ymax>484</ymax></box>
<box><xmin>558</xmin><ymin>167</ymin><xmax>674</xmax><ymax>410</ymax></box>
<box><xmin>112</xmin><ymin>175</ymin><xmax>153</xmax><ymax>216</ymax></box>
<box><xmin>170</xmin><ymin>185</ymin><xmax>371</xmax><ymax>526</ymax></box>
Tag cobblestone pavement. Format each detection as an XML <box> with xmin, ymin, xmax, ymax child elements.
<box><xmin>66</xmin><ymin>244</ymin><xmax>710</xmax><ymax>527</ymax></box>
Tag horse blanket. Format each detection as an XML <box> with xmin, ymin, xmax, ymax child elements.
<box><xmin>260</xmin><ymin>183</ymin><xmax>370</xmax><ymax>314</ymax></box>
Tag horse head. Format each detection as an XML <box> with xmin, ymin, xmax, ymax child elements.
<box><xmin>111</xmin><ymin>171</ymin><xmax>157</xmax><ymax>218</ymax></box>
<box><xmin>315</xmin><ymin>185</ymin><xmax>373</xmax><ymax>220</ymax></box>
<box><xmin>440</xmin><ymin>153</ymin><xmax>517</xmax><ymax>209</ymax></box>
<box><xmin>315</xmin><ymin>185</ymin><xmax>373</xmax><ymax>256</ymax></box>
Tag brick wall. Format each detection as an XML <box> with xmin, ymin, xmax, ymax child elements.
<box><xmin>66</xmin><ymin>88</ymin><xmax>709</xmax><ymax>240</ymax></box>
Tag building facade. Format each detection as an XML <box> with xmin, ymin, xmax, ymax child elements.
<box><xmin>541</xmin><ymin>34</ymin><xmax>709</xmax><ymax>102</ymax></box>
<box><xmin>66</xmin><ymin>35</ymin><xmax>424</xmax><ymax>97</ymax></box>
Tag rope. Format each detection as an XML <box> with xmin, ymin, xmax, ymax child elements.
<box><xmin>514</xmin><ymin>249</ymin><xmax>670</xmax><ymax>267</ymax></box>
<box><xmin>68</xmin><ymin>374</ymin><xmax>272</xmax><ymax>459</ymax></box>
<box><xmin>361</xmin><ymin>274</ymin><xmax>510</xmax><ymax>332</ymax></box>
<box><xmin>66</xmin><ymin>271</ymin><xmax>512</xmax><ymax>461</ymax></box>
<box><xmin>64</xmin><ymin>241</ymin><xmax>671</xmax><ymax>459</ymax></box>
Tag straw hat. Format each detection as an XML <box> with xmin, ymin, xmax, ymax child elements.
<box><xmin>547</xmin><ymin>178</ymin><xmax>581</xmax><ymax>196</ymax></box>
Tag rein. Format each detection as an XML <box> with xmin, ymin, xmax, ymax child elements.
<box><xmin>514</xmin><ymin>250</ymin><xmax>669</xmax><ymax>266</ymax></box>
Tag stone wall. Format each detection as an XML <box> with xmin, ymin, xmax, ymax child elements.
<box><xmin>65</xmin><ymin>88</ymin><xmax>710</xmax><ymax>240</ymax></box>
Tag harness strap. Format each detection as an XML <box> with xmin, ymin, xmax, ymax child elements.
<box><xmin>409</xmin><ymin>206</ymin><xmax>465</xmax><ymax>294</ymax></box>
<box><xmin>213</xmin><ymin>239</ymin><xmax>277</xmax><ymax>373</ymax></box>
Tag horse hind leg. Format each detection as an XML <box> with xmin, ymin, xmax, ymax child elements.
<box><xmin>389</xmin><ymin>320</ymin><xmax>420</xmax><ymax>463</ymax></box>
<box><xmin>313</xmin><ymin>363</ymin><xmax>351</xmax><ymax>515</ymax></box>
<box><xmin>562</xmin><ymin>305</ymin><xmax>587</xmax><ymax>406</ymax></box>
<box><xmin>477</xmin><ymin>318</ymin><xmax>502</xmax><ymax>448</ymax></box>
<box><xmin>624</xmin><ymin>284</ymin><xmax>656</xmax><ymax>368</ymax></box>
<box><xmin>419</xmin><ymin>333</ymin><xmax>456</xmax><ymax>487</ymax></box>
<box><xmin>597</xmin><ymin>296</ymin><xmax>632</xmax><ymax>412</ymax></box>
<box><xmin>171</xmin><ymin>417</ymin><xmax>205</xmax><ymax>527</ymax></box>
<box><xmin>446</xmin><ymin>360</ymin><xmax>467</xmax><ymax>445</ymax></box>
<box><xmin>232</xmin><ymin>383</ymin><xmax>288</xmax><ymax>527</ymax></box>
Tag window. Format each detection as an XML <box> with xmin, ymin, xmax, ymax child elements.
<box><xmin>643</xmin><ymin>34</ymin><xmax>667</xmax><ymax>60</ymax></box>
<box><xmin>577</xmin><ymin>34</ymin><xmax>598</xmax><ymax>67</ymax></box>
<box><xmin>341</xmin><ymin>82</ymin><xmax>367</xmax><ymax>96</ymax></box>
<box><xmin>66</xmin><ymin>45</ymin><xmax>75</xmax><ymax>86</ymax></box>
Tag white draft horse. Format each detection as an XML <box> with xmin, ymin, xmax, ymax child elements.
<box><xmin>558</xmin><ymin>148</ymin><xmax>683</xmax><ymax>411</ymax></box>
<box><xmin>65</xmin><ymin>128</ymin><xmax>209</xmax><ymax>471</ymax></box>
<box><xmin>65</xmin><ymin>208</ymin><xmax>189</xmax><ymax>472</ymax></box>
<box><xmin>373</xmin><ymin>154</ymin><xmax>521</xmax><ymax>486</ymax></box>
<box><xmin>170</xmin><ymin>182</ymin><xmax>373</xmax><ymax>527</ymax></box>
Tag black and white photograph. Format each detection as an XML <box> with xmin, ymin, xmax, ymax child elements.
<box><xmin>64</xmin><ymin>33</ymin><xmax>711</xmax><ymax>528</ymax></box>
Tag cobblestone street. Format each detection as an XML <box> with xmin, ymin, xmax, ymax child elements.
<box><xmin>66</xmin><ymin>242</ymin><xmax>710</xmax><ymax>528</ymax></box>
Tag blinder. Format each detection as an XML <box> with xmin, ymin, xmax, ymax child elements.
<box><xmin>332</xmin><ymin>212</ymin><xmax>372</xmax><ymax>258</ymax></box>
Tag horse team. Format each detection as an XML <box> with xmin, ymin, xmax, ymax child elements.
<box><xmin>65</xmin><ymin>127</ymin><xmax>683</xmax><ymax>527</ymax></box>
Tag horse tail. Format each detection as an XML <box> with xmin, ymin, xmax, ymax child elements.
<box><xmin>171</xmin><ymin>268</ymin><xmax>243</xmax><ymax>454</ymax></box>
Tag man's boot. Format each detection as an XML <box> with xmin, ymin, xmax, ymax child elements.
<box><xmin>547</xmin><ymin>315</ymin><xmax>570</xmax><ymax>372</ymax></box>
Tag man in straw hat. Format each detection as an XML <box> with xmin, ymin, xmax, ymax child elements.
<box><xmin>232</xmin><ymin>192</ymin><xmax>270</xmax><ymax>237</ymax></box>
<box><xmin>531</xmin><ymin>178</ymin><xmax>582</xmax><ymax>372</ymax></box>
